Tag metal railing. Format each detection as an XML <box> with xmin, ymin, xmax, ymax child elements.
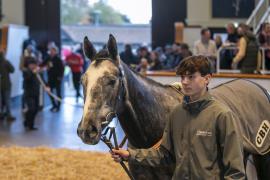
<box><xmin>216</xmin><ymin>46</ymin><xmax>270</xmax><ymax>74</ymax></box>
<box><xmin>246</xmin><ymin>0</ymin><xmax>270</xmax><ymax>34</ymax></box>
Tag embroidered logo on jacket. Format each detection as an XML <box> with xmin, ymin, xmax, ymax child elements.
<box><xmin>256</xmin><ymin>120</ymin><xmax>270</xmax><ymax>148</ymax></box>
<box><xmin>196</xmin><ymin>130</ymin><xmax>212</xmax><ymax>137</ymax></box>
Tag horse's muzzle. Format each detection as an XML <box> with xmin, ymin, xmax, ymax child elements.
<box><xmin>77</xmin><ymin>123</ymin><xmax>100</xmax><ymax>145</ymax></box>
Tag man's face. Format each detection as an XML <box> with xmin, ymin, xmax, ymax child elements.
<box><xmin>49</xmin><ymin>48</ymin><xmax>57</xmax><ymax>57</ymax></box>
<box><xmin>202</xmin><ymin>31</ymin><xmax>211</xmax><ymax>40</ymax></box>
<box><xmin>265</xmin><ymin>24</ymin><xmax>270</xmax><ymax>33</ymax></box>
<box><xmin>226</xmin><ymin>25</ymin><xmax>234</xmax><ymax>34</ymax></box>
<box><xmin>180</xmin><ymin>72</ymin><xmax>210</xmax><ymax>98</ymax></box>
<box><xmin>28</xmin><ymin>63</ymin><xmax>37</xmax><ymax>71</ymax></box>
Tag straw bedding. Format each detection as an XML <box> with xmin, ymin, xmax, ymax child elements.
<box><xmin>0</xmin><ymin>146</ymin><xmax>128</xmax><ymax>180</ymax></box>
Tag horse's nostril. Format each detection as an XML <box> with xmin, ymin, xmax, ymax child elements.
<box><xmin>88</xmin><ymin>125</ymin><xmax>98</xmax><ymax>138</ymax></box>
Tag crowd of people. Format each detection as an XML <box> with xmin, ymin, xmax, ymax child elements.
<box><xmin>0</xmin><ymin>39</ymin><xmax>86</xmax><ymax>130</ymax></box>
<box><xmin>0</xmin><ymin>22</ymin><xmax>269</xmax><ymax>130</ymax></box>
<box><xmin>121</xmin><ymin>22</ymin><xmax>270</xmax><ymax>75</ymax></box>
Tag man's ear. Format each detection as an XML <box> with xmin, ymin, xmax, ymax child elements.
<box><xmin>205</xmin><ymin>74</ymin><xmax>212</xmax><ymax>85</ymax></box>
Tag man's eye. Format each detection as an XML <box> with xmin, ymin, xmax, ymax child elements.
<box><xmin>188</xmin><ymin>75</ymin><xmax>194</xmax><ymax>79</ymax></box>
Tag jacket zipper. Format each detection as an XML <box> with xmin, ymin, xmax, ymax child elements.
<box><xmin>188</xmin><ymin>119</ymin><xmax>191</xmax><ymax>179</ymax></box>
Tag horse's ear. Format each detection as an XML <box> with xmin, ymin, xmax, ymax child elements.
<box><xmin>83</xmin><ymin>36</ymin><xmax>96</xmax><ymax>60</ymax></box>
<box><xmin>107</xmin><ymin>34</ymin><xmax>118</xmax><ymax>60</ymax></box>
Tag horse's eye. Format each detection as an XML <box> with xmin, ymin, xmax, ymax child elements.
<box><xmin>108</xmin><ymin>79</ymin><xmax>116</xmax><ymax>86</ymax></box>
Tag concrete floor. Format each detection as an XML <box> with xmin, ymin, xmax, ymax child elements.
<box><xmin>0</xmin><ymin>85</ymin><xmax>125</xmax><ymax>152</ymax></box>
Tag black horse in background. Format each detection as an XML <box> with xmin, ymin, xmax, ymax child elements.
<box><xmin>77</xmin><ymin>34</ymin><xmax>270</xmax><ymax>179</ymax></box>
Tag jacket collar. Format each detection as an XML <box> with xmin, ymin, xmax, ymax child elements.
<box><xmin>182</xmin><ymin>92</ymin><xmax>213</xmax><ymax>114</ymax></box>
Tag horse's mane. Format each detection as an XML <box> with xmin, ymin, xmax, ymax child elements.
<box><xmin>121</xmin><ymin>62</ymin><xmax>172</xmax><ymax>89</ymax></box>
<box><xmin>92</xmin><ymin>49</ymin><xmax>111</xmax><ymax>67</ymax></box>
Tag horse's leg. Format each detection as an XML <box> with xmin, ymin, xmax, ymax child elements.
<box><xmin>253</xmin><ymin>152</ymin><xmax>270</xmax><ymax>180</ymax></box>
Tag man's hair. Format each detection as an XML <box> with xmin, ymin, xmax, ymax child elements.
<box><xmin>176</xmin><ymin>55</ymin><xmax>212</xmax><ymax>76</ymax></box>
<box><xmin>180</xmin><ymin>43</ymin><xmax>189</xmax><ymax>50</ymax></box>
<box><xmin>201</xmin><ymin>28</ymin><xmax>209</xmax><ymax>35</ymax></box>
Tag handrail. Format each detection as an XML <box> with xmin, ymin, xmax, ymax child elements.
<box><xmin>246</xmin><ymin>0</ymin><xmax>269</xmax><ymax>34</ymax></box>
<box><xmin>255</xmin><ymin>7</ymin><xmax>270</xmax><ymax>33</ymax></box>
<box><xmin>246</xmin><ymin>0</ymin><xmax>265</xmax><ymax>25</ymax></box>
<box><xmin>216</xmin><ymin>46</ymin><xmax>269</xmax><ymax>74</ymax></box>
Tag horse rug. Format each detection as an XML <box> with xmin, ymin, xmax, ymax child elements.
<box><xmin>211</xmin><ymin>79</ymin><xmax>270</xmax><ymax>155</ymax></box>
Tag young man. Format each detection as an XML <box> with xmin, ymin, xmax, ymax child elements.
<box><xmin>111</xmin><ymin>55</ymin><xmax>246</xmax><ymax>179</ymax></box>
<box><xmin>23</xmin><ymin>59</ymin><xmax>40</xmax><ymax>130</ymax></box>
<box><xmin>41</xmin><ymin>46</ymin><xmax>64</xmax><ymax>112</ymax></box>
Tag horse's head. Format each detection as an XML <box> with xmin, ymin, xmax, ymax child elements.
<box><xmin>77</xmin><ymin>34</ymin><xmax>126</xmax><ymax>145</ymax></box>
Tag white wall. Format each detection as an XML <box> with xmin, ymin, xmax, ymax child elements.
<box><xmin>1</xmin><ymin>0</ymin><xmax>25</xmax><ymax>26</ymax></box>
<box><xmin>183</xmin><ymin>27</ymin><xmax>201</xmax><ymax>50</ymax></box>
<box><xmin>6</xmin><ymin>25</ymin><xmax>29</xmax><ymax>97</ymax></box>
<box><xmin>187</xmin><ymin>0</ymin><xmax>246</xmax><ymax>27</ymax></box>
<box><xmin>0</xmin><ymin>1</ymin><xmax>27</xmax><ymax>97</ymax></box>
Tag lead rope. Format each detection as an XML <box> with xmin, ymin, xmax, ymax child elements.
<box><xmin>35</xmin><ymin>73</ymin><xmax>83</xmax><ymax>107</ymax></box>
<box><xmin>101</xmin><ymin>127</ymin><xmax>135</xmax><ymax>180</ymax></box>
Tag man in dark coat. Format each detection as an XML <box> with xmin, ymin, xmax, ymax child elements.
<box><xmin>111</xmin><ymin>56</ymin><xmax>245</xmax><ymax>179</ymax></box>
<box><xmin>23</xmin><ymin>59</ymin><xmax>40</xmax><ymax>130</ymax></box>
<box><xmin>41</xmin><ymin>45</ymin><xmax>64</xmax><ymax>112</ymax></box>
<box><xmin>0</xmin><ymin>49</ymin><xmax>15</xmax><ymax>120</ymax></box>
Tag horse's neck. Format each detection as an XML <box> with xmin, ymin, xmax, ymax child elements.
<box><xmin>118</xmin><ymin>64</ymin><xmax>181</xmax><ymax>148</ymax></box>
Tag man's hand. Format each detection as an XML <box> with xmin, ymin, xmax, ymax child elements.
<box><xmin>32</xmin><ymin>66</ymin><xmax>40</xmax><ymax>73</ymax></box>
<box><xmin>45</xmin><ymin>86</ymin><xmax>51</xmax><ymax>92</ymax></box>
<box><xmin>111</xmin><ymin>148</ymin><xmax>130</xmax><ymax>162</ymax></box>
<box><xmin>231</xmin><ymin>62</ymin><xmax>238</xmax><ymax>70</ymax></box>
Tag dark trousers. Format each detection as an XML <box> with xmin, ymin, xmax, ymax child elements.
<box><xmin>1</xmin><ymin>89</ymin><xmax>11</xmax><ymax>116</ymax></box>
<box><xmin>220</xmin><ymin>49</ymin><xmax>235</xmax><ymax>69</ymax></box>
<box><xmin>72</xmin><ymin>72</ymin><xmax>81</xmax><ymax>97</ymax></box>
<box><xmin>48</xmin><ymin>80</ymin><xmax>62</xmax><ymax>108</ymax></box>
<box><xmin>24</xmin><ymin>95</ymin><xmax>39</xmax><ymax>128</ymax></box>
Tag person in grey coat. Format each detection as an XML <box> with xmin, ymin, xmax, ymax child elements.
<box><xmin>111</xmin><ymin>55</ymin><xmax>245</xmax><ymax>179</ymax></box>
<box><xmin>0</xmin><ymin>49</ymin><xmax>15</xmax><ymax>120</ymax></box>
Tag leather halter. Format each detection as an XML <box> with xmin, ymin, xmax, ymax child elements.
<box><xmin>93</xmin><ymin>57</ymin><xmax>126</xmax><ymax>127</ymax></box>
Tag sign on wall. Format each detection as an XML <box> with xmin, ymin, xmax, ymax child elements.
<box><xmin>212</xmin><ymin>0</ymin><xmax>254</xmax><ymax>18</ymax></box>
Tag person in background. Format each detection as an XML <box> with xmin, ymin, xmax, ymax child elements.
<box><xmin>214</xmin><ymin>35</ymin><xmax>223</xmax><ymax>49</ymax></box>
<box><xmin>41</xmin><ymin>45</ymin><xmax>64</xmax><ymax>112</ymax></box>
<box><xmin>194</xmin><ymin>28</ymin><xmax>217</xmax><ymax>59</ymax></box>
<box><xmin>0</xmin><ymin>49</ymin><xmax>15</xmax><ymax>121</ymax></box>
<box><xmin>20</xmin><ymin>45</ymin><xmax>37</xmax><ymax>72</ymax></box>
<box><xmin>148</xmin><ymin>51</ymin><xmax>162</xmax><ymax>71</ymax></box>
<box><xmin>220</xmin><ymin>23</ymin><xmax>239</xmax><ymax>69</ymax></box>
<box><xmin>137</xmin><ymin>46</ymin><xmax>150</xmax><ymax>64</ymax></box>
<box><xmin>194</xmin><ymin>28</ymin><xmax>217</xmax><ymax>72</ymax></box>
<box><xmin>76</xmin><ymin>43</ymin><xmax>89</xmax><ymax>73</ymax></box>
<box><xmin>65</xmin><ymin>50</ymin><xmax>84</xmax><ymax>102</ymax></box>
<box><xmin>164</xmin><ymin>43</ymin><xmax>181</xmax><ymax>70</ymax></box>
<box><xmin>136</xmin><ymin>58</ymin><xmax>149</xmax><ymax>76</ymax></box>
<box><xmin>258</xmin><ymin>22</ymin><xmax>270</xmax><ymax>70</ymax></box>
<box><xmin>22</xmin><ymin>59</ymin><xmax>40</xmax><ymax>130</ymax></box>
<box><xmin>232</xmin><ymin>23</ymin><xmax>261</xmax><ymax>73</ymax></box>
<box><xmin>120</xmin><ymin>44</ymin><xmax>137</xmax><ymax>67</ymax></box>
<box><xmin>225</xmin><ymin>23</ymin><xmax>239</xmax><ymax>44</ymax></box>
<box><xmin>0</xmin><ymin>70</ymin><xmax>2</xmax><ymax>120</ymax></box>
<box><xmin>180</xmin><ymin>43</ymin><xmax>192</xmax><ymax>60</ymax></box>
<box><xmin>111</xmin><ymin>55</ymin><xmax>246</xmax><ymax>180</ymax></box>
